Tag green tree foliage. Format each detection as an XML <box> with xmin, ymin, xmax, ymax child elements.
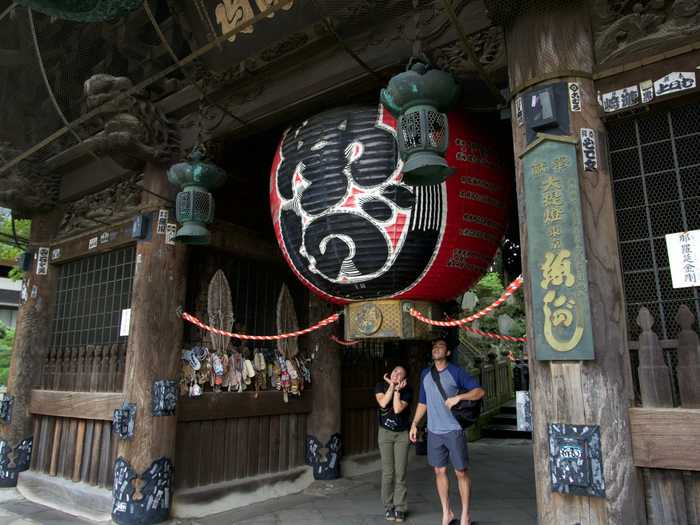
<box><xmin>458</xmin><ymin>262</ymin><xmax>526</xmax><ymax>362</ymax></box>
<box><xmin>0</xmin><ymin>215</ymin><xmax>31</xmax><ymax>281</ymax></box>
<box><xmin>0</xmin><ymin>323</ymin><xmax>14</xmax><ymax>386</ymax></box>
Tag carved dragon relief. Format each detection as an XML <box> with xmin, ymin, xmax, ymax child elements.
<box><xmin>592</xmin><ymin>0</ymin><xmax>700</xmax><ymax>67</ymax></box>
<box><xmin>58</xmin><ymin>173</ymin><xmax>143</xmax><ymax>236</ymax></box>
<box><xmin>0</xmin><ymin>144</ymin><xmax>60</xmax><ymax>218</ymax></box>
<box><xmin>430</xmin><ymin>25</ymin><xmax>506</xmax><ymax>79</ymax></box>
<box><xmin>82</xmin><ymin>74</ymin><xmax>181</xmax><ymax>171</ymax></box>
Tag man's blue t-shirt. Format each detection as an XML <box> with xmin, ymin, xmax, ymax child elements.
<box><xmin>419</xmin><ymin>363</ymin><xmax>480</xmax><ymax>434</ymax></box>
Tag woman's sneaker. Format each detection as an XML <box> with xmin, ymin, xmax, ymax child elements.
<box><xmin>385</xmin><ymin>507</ymin><xmax>395</xmax><ymax>521</ymax></box>
<box><xmin>394</xmin><ymin>510</ymin><xmax>406</xmax><ymax>522</ymax></box>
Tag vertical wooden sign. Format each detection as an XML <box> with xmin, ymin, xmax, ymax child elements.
<box><xmin>521</xmin><ymin>135</ymin><xmax>594</xmax><ymax>360</ymax></box>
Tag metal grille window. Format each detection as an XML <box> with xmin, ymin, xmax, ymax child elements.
<box><xmin>51</xmin><ymin>246</ymin><xmax>136</xmax><ymax>349</ymax></box>
<box><xmin>609</xmin><ymin>99</ymin><xmax>700</xmax><ymax>405</ymax></box>
<box><xmin>610</xmin><ymin>100</ymin><xmax>700</xmax><ymax>340</ymax></box>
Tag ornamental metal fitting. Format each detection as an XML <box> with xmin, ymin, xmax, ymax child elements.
<box><xmin>380</xmin><ymin>60</ymin><xmax>460</xmax><ymax>186</ymax></box>
<box><xmin>0</xmin><ymin>395</ymin><xmax>13</xmax><ymax>424</ymax></box>
<box><xmin>112</xmin><ymin>401</ymin><xmax>136</xmax><ymax>440</ymax></box>
<box><xmin>166</xmin><ymin>146</ymin><xmax>228</xmax><ymax>246</ymax></box>
<box><xmin>152</xmin><ymin>380</ymin><xmax>178</xmax><ymax>417</ymax></box>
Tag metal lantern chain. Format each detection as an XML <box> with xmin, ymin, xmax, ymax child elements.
<box><xmin>166</xmin><ymin>82</ymin><xmax>228</xmax><ymax>246</ymax></box>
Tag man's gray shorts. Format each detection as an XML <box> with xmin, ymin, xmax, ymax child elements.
<box><xmin>427</xmin><ymin>430</ymin><xmax>469</xmax><ymax>470</ymax></box>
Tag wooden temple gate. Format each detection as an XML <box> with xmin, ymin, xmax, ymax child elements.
<box><xmin>1</xmin><ymin>0</ymin><xmax>700</xmax><ymax>524</ymax></box>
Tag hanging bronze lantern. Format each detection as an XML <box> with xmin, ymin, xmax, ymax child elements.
<box><xmin>167</xmin><ymin>146</ymin><xmax>228</xmax><ymax>245</ymax></box>
<box><xmin>380</xmin><ymin>60</ymin><xmax>460</xmax><ymax>186</ymax></box>
<box><xmin>15</xmin><ymin>0</ymin><xmax>143</xmax><ymax>22</ymax></box>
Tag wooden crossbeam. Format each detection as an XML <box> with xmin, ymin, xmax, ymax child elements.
<box><xmin>629</xmin><ymin>407</ymin><xmax>700</xmax><ymax>471</ymax></box>
<box><xmin>29</xmin><ymin>390</ymin><xmax>122</xmax><ymax>421</ymax></box>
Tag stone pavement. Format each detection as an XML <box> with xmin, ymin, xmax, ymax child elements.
<box><xmin>0</xmin><ymin>439</ymin><xmax>536</xmax><ymax>525</ymax></box>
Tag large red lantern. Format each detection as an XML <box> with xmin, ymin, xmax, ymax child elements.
<box><xmin>270</xmin><ymin>105</ymin><xmax>508</xmax><ymax>305</ymax></box>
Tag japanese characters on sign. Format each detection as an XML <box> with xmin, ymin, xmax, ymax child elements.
<box><xmin>156</xmin><ymin>209</ymin><xmax>169</xmax><ymax>235</ymax></box>
<box><xmin>665</xmin><ymin>230</ymin><xmax>700</xmax><ymax>288</ymax></box>
<box><xmin>165</xmin><ymin>224</ymin><xmax>177</xmax><ymax>246</ymax></box>
<box><xmin>568</xmin><ymin>82</ymin><xmax>582</xmax><ymax>112</ymax></box>
<box><xmin>36</xmin><ymin>247</ymin><xmax>49</xmax><ymax>276</ymax></box>
<box><xmin>580</xmin><ymin>128</ymin><xmax>598</xmax><ymax>172</ymax></box>
<box><xmin>215</xmin><ymin>0</ymin><xmax>294</xmax><ymax>43</ymax></box>
<box><xmin>522</xmin><ymin>137</ymin><xmax>594</xmax><ymax>360</ymax></box>
<box><xmin>640</xmin><ymin>80</ymin><xmax>654</xmax><ymax>104</ymax></box>
<box><xmin>515</xmin><ymin>96</ymin><xmax>524</xmax><ymax>127</ymax></box>
<box><xmin>654</xmin><ymin>72</ymin><xmax>696</xmax><ymax>97</ymax></box>
<box><xmin>600</xmin><ymin>85</ymin><xmax>639</xmax><ymax>113</ymax></box>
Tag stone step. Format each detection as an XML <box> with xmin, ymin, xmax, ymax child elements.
<box><xmin>490</xmin><ymin>413</ymin><xmax>517</xmax><ymax>426</ymax></box>
<box><xmin>481</xmin><ymin>424</ymin><xmax>532</xmax><ymax>440</ymax></box>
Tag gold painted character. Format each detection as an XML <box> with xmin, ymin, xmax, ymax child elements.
<box><xmin>551</xmin><ymin>155</ymin><xmax>571</xmax><ymax>172</ymax></box>
<box><xmin>540</xmin><ymin>250</ymin><xmax>575</xmax><ymax>288</ymax></box>
<box><xmin>531</xmin><ymin>161</ymin><xmax>548</xmax><ymax>177</ymax></box>
<box><xmin>543</xmin><ymin>289</ymin><xmax>584</xmax><ymax>351</ymax></box>
<box><xmin>544</xmin><ymin>207</ymin><xmax>563</xmax><ymax>224</ymax></box>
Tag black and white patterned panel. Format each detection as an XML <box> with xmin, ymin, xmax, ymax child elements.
<box><xmin>548</xmin><ymin>423</ymin><xmax>604</xmax><ymax>497</ymax></box>
<box><xmin>0</xmin><ymin>437</ymin><xmax>32</xmax><ymax>487</ymax></box>
<box><xmin>112</xmin><ymin>401</ymin><xmax>136</xmax><ymax>440</ymax></box>
<box><xmin>305</xmin><ymin>433</ymin><xmax>342</xmax><ymax>481</ymax></box>
<box><xmin>152</xmin><ymin>380</ymin><xmax>177</xmax><ymax>417</ymax></box>
<box><xmin>112</xmin><ymin>457</ymin><xmax>172</xmax><ymax>525</ymax></box>
<box><xmin>0</xmin><ymin>394</ymin><xmax>14</xmax><ymax>424</ymax></box>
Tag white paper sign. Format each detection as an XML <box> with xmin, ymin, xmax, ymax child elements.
<box><xmin>36</xmin><ymin>247</ymin><xmax>49</xmax><ymax>275</ymax></box>
<box><xmin>99</xmin><ymin>232</ymin><xmax>110</xmax><ymax>244</ymax></box>
<box><xmin>568</xmin><ymin>82</ymin><xmax>582</xmax><ymax>112</ymax></box>
<box><xmin>601</xmin><ymin>85</ymin><xmax>639</xmax><ymax>112</ymax></box>
<box><xmin>580</xmin><ymin>128</ymin><xmax>598</xmax><ymax>171</ymax></box>
<box><xmin>666</xmin><ymin>230</ymin><xmax>700</xmax><ymax>288</ymax></box>
<box><xmin>165</xmin><ymin>223</ymin><xmax>177</xmax><ymax>245</ymax></box>
<box><xmin>640</xmin><ymin>80</ymin><xmax>654</xmax><ymax>104</ymax></box>
<box><xmin>654</xmin><ymin>72</ymin><xmax>696</xmax><ymax>97</ymax></box>
<box><xmin>157</xmin><ymin>209</ymin><xmax>169</xmax><ymax>235</ymax></box>
<box><xmin>120</xmin><ymin>308</ymin><xmax>132</xmax><ymax>336</ymax></box>
<box><xmin>515</xmin><ymin>96</ymin><xmax>524</xmax><ymax>127</ymax></box>
<box><xmin>88</xmin><ymin>237</ymin><xmax>98</xmax><ymax>250</ymax></box>
<box><xmin>51</xmin><ymin>248</ymin><xmax>61</xmax><ymax>260</ymax></box>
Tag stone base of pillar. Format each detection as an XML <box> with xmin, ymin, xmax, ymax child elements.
<box><xmin>305</xmin><ymin>433</ymin><xmax>342</xmax><ymax>480</ymax></box>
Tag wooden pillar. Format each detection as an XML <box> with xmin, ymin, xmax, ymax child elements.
<box><xmin>505</xmin><ymin>2</ymin><xmax>647</xmax><ymax>523</ymax></box>
<box><xmin>0</xmin><ymin>210</ymin><xmax>60</xmax><ymax>486</ymax></box>
<box><xmin>112</xmin><ymin>164</ymin><xmax>187</xmax><ymax>525</ymax></box>
<box><xmin>306</xmin><ymin>294</ymin><xmax>342</xmax><ymax>480</ymax></box>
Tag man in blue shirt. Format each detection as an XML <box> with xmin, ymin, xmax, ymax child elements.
<box><xmin>409</xmin><ymin>339</ymin><xmax>485</xmax><ymax>525</ymax></box>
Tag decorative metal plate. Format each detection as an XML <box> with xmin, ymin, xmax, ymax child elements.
<box><xmin>548</xmin><ymin>423</ymin><xmax>605</xmax><ymax>497</ymax></box>
<box><xmin>112</xmin><ymin>401</ymin><xmax>136</xmax><ymax>440</ymax></box>
<box><xmin>152</xmin><ymin>380</ymin><xmax>177</xmax><ymax>417</ymax></box>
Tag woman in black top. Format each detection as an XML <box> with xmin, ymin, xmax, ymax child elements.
<box><xmin>375</xmin><ymin>366</ymin><xmax>412</xmax><ymax>522</ymax></box>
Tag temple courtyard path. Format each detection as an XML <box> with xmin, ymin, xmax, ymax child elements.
<box><xmin>0</xmin><ymin>438</ymin><xmax>536</xmax><ymax>525</ymax></box>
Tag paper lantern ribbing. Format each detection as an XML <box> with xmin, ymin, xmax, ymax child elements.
<box><xmin>270</xmin><ymin>105</ymin><xmax>508</xmax><ymax>305</ymax></box>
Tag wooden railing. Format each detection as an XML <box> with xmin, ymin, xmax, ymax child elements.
<box><xmin>477</xmin><ymin>359</ymin><xmax>515</xmax><ymax>415</ymax></box>
<box><xmin>29</xmin><ymin>390</ymin><xmax>123</xmax><ymax>488</ymax></box>
<box><xmin>629</xmin><ymin>305</ymin><xmax>700</xmax><ymax>525</ymax></box>
<box><xmin>39</xmin><ymin>344</ymin><xmax>127</xmax><ymax>392</ymax></box>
